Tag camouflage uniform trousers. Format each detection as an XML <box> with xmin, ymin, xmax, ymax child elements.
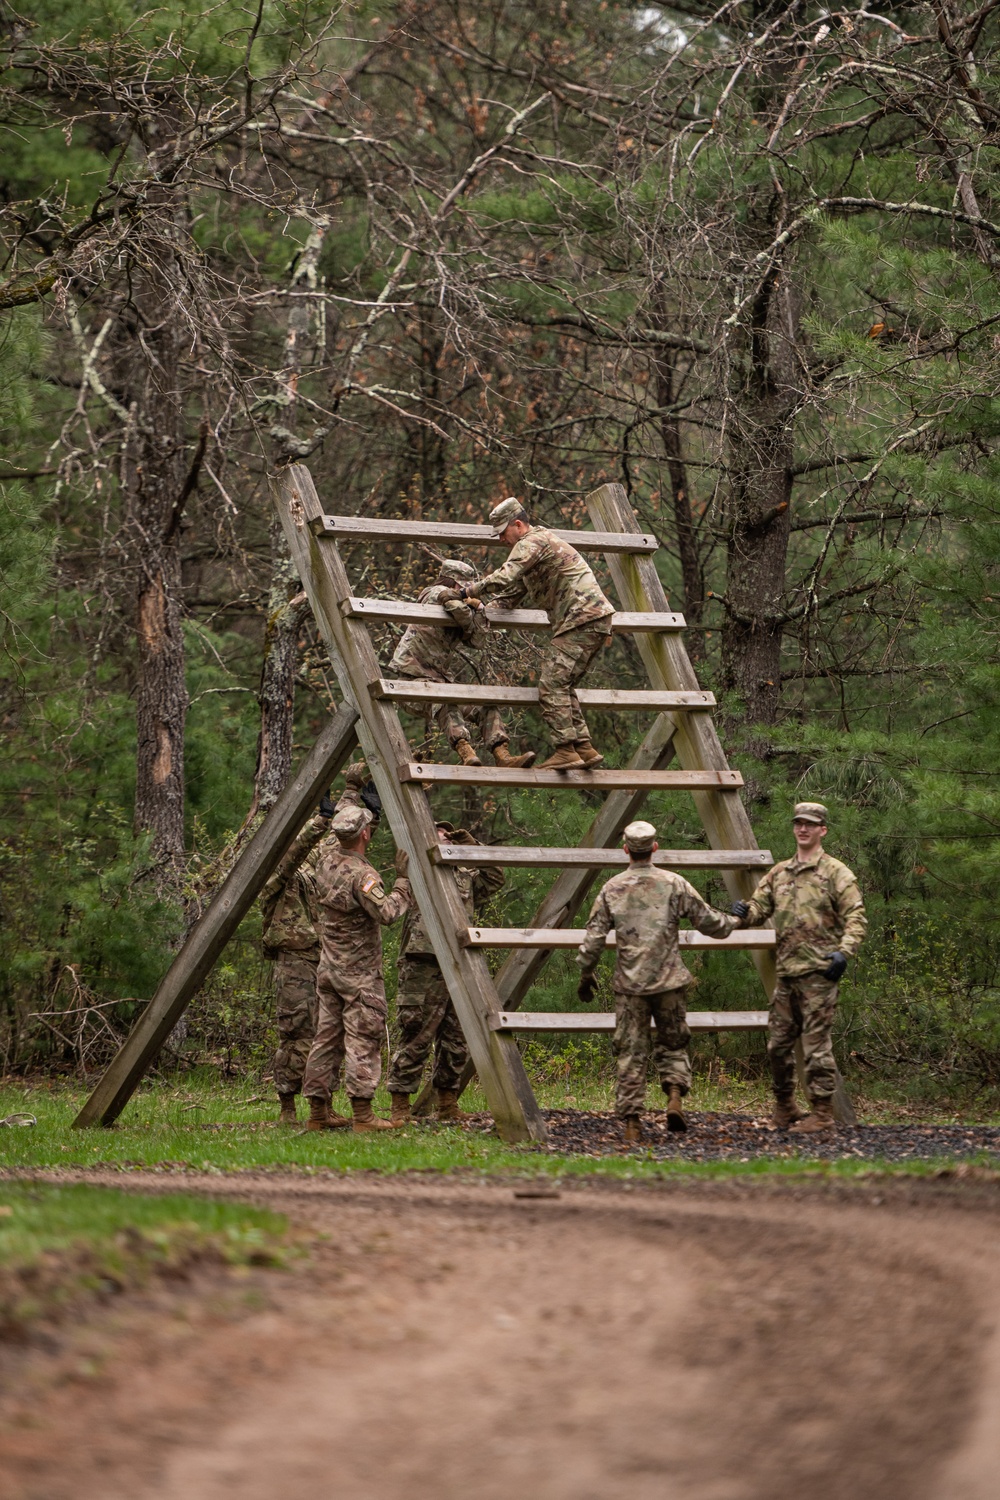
<box><xmin>396</xmin><ymin>669</ymin><xmax>508</xmax><ymax>751</ymax></box>
<box><xmin>302</xmin><ymin>970</ymin><xmax>387</xmax><ymax>1102</ymax></box>
<box><xmin>613</xmin><ymin>987</ymin><xmax>692</xmax><ymax>1117</ymax></box>
<box><xmin>272</xmin><ymin>952</ymin><xmax>319</xmax><ymax>1096</ymax></box>
<box><xmin>386</xmin><ymin>957</ymin><xmax>469</xmax><ymax>1095</ymax></box>
<box><xmin>768</xmin><ymin>972</ymin><xmax>839</xmax><ymax>1100</ymax></box>
<box><xmin>538</xmin><ymin>620</ymin><xmax>612</xmax><ymax>746</ymax></box>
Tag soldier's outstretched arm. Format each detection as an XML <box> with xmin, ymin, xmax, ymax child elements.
<box><xmin>260</xmin><ymin>814</ymin><xmax>331</xmax><ymax>918</ymax></box>
<box><xmin>354</xmin><ymin>869</ymin><xmax>412</xmax><ymax>925</ymax></box>
<box><xmin>464</xmin><ymin>534</ymin><xmax>537</xmax><ymax>601</ymax></box>
<box><xmin>678</xmin><ymin>878</ymin><xmax>739</xmax><ymax>938</ymax></box>
<box><xmin>735</xmin><ymin>869</ymin><xmax>776</xmax><ymax>927</ymax></box>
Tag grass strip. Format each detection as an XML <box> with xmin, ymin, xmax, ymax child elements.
<box><xmin>0</xmin><ymin>1180</ymin><xmax>288</xmax><ymax>1335</ymax></box>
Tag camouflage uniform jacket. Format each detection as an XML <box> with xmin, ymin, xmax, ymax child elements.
<box><xmin>389</xmin><ymin>583</ymin><xmax>487</xmax><ymax>679</ymax></box>
<box><xmin>577</xmin><ymin>865</ymin><xmax>738</xmax><ymax>993</ymax></box>
<box><xmin>259</xmin><ymin>815</ymin><xmax>331</xmax><ymax>959</ymax></box>
<box><xmin>467</xmin><ymin>527</ymin><xmax>613</xmax><ymax>637</ymax></box>
<box><xmin>401</xmin><ymin>860</ymin><xmax>505</xmax><ymax>957</ymax></box>
<box><xmin>742</xmin><ymin>850</ymin><xmax>867</xmax><ymax>977</ymax></box>
<box><xmin>315</xmin><ymin>848</ymin><xmax>411</xmax><ymax>1000</ymax></box>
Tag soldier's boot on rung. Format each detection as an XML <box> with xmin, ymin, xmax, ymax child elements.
<box><xmin>573</xmin><ymin>738</ymin><xmax>605</xmax><ymax>769</ymax></box>
<box><xmin>350</xmin><ymin>1096</ymin><xmax>395</xmax><ymax>1132</ymax></box>
<box><xmin>772</xmin><ymin>1091</ymin><xmax>807</xmax><ymax>1129</ymax></box>
<box><xmin>790</xmin><ymin>1097</ymin><xmax>836</xmax><ymax>1134</ymax></box>
<box><xmin>623</xmin><ymin>1114</ymin><xmax>644</xmax><ymax>1145</ymax></box>
<box><xmin>491</xmin><ymin>742</ymin><xmax>537</xmax><ymax>769</ymax></box>
<box><xmin>305</xmin><ymin>1096</ymin><xmax>351</xmax><ymax>1131</ymax></box>
<box><xmin>436</xmin><ymin>1089</ymin><xmax>472</xmax><ymax>1124</ymax></box>
<box><xmin>278</xmin><ymin>1093</ymin><xmax>299</xmax><ymax>1126</ymax></box>
<box><xmin>666</xmin><ymin>1085</ymin><xmax>688</xmax><ymax>1133</ymax></box>
<box><xmin>454</xmin><ymin>738</ymin><xmax>482</xmax><ymax>767</ymax></box>
<box><xmin>389</xmin><ymin>1092</ymin><xmax>412</xmax><ymax>1127</ymax></box>
<box><xmin>538</xmin><ymin>744</ymin><xmax>585</xmax><ymax>771</ymax></box>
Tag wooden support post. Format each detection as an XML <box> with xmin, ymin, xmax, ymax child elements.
<box><xmin>274</xmin><ymin>466</ymin><xmax>547</xmax><ymax>1144</ymax></box>
<box><xmin>73</xmin><ymin>703</ymin><xmax>360</xmax><ymax>1129</ymax></box>
<box><xmin>586</xmin><ymin>483</ymin><xmax>856</xmax><ymax>1126</ymax></box>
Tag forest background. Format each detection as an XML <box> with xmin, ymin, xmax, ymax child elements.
<box><xmin>2</xmin><ymin>0</ymin><xmax>999</xmax><ymax>1109</ymax></box>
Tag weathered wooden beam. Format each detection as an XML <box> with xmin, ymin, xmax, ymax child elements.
<box><xmin>275</xmin><ymin>464</ymin><xmax>547</xmax><ymax>1144</ymax></box>
<box><xmin>466</xmin><ymin>927</ymin><xmax>777</xmax><ymax>949</ymax></box>
<box><xmin>587</xmin><ymin>482</ymin><xmax>857</xmax><ymax>1127</ymax></box>
<box><xmin>435</xmin><ymin>845</ymin><xmax>773</xmax><ymax>870</ymax></box>
<box><xmin>344</xmin><ymin>597</ymin><xmax>684</xmax><ymax>632</ymax></box>
<box><xmin>489</xmin><ymin>1010</ymin><xmax>769</xmax><ymax>1033</ymax></box>
<box><xmin>402</xmin><ymin>762</ymin><xmax>742</xmax><ymax>790</ymax></box>
<box><xmin>73</xmin><ymin>703</ymin><xmax>360</xmax><ymax>1129</ymax></box>
<box><xmin>374</xmin><ymin>678</ymin><xmax>715</xmax><ymax>710</ymax></box>
<box><xmin>313</xmin><ymin>513</ymin><xmax>659</xmax><ymax>554</ymax></box>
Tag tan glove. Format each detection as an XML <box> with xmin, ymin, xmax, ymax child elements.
<box><xmin>394</xmin><ymin>849</ymin><xmax>409</xmax><ymax>878</ymax></box>
<box><xmin>448</xmin><ymin>827</ymin><xmax>478</xmax><ymax>845</ymax></box>
<box><xmin>343</xmin><ymin>760</ymin><xmax>368</xmax><ymax>788</ymax></box>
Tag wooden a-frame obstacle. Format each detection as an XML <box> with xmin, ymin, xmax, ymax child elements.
<box><xmin>75</xmin><ymin>465</ymin><xmax>854</xmax><ymax>1138</ymax></box>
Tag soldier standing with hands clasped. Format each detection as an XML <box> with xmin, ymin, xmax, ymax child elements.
<box><xmin>732</xmin><ymin>802</ymin><xmax>867</xmax><ymax>1135</ymax></box>
<box><xmin>441</xmin><ymin>498</ymin><xmax>615</xmax><ymax>771</ymax></box>
<box><xmin>302</xmin><ymin>802</ymin><xmax>411</xmax><ymax>1132</ymax></box>
<box><xmin>576</xmin><ymin>820</ymin><xmax>738</xmax><ymax>1143</ymax></box>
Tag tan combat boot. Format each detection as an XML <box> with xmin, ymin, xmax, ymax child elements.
<box><xmin>278</xmin><ymin>1093</ymin><xmax>299</xmax><ymax>1126</ymax></box>
<box><xmin>623</xmin><ymin>1114</ymin><xmax>644</xmax><ymax>1144</ymax></box>
<box><xmin>390</xmin><ymin>1092</ymin><xmax>412</xmax><ymax>1127</ymax></box>
<box><xmin>491</xmin><ymin>742</ymin><xmax>537</xmax><ymax>769</ymax></box>
<box><xmin>454</xmin><ymin>739</ymin><xmax>482</xmax><ymax>767</ymax></box>
<box><xmin>350</xmin><ymin>1097</ymin><xmax>395</xmax><ymax>1132</ymax></box>
<box><xmin>306</xmin><ymin>1097</ymin><xmax>350</xmax><ymax>1131</ymax></box>
<box><xmin>790</xmin><ymin>1097</ymin><xmax>836</xmax><ymax>1135</ymax></box>
<box><xmin>436</xmin><ymin>1089</ymin><xmax>472</xmax><ymax>1124</ymax></box>
<box><xmin>772</xmin><ymin>1091</ymin><xmax>807</xmax><ymax>1128</ymax></box>
<box><xmin>574</xmin><ymin>739</ymin><xmax>605</xmax><ymax>769</ymax></box>
<box><xmin>666</xmin><ymin>1084</ymin><xmax>688</xmax><ymax>1133</ymax></box>
<box><xmin>539</xmin><ymin>744</ymin><xmax>585</xmax><ymax>771</ymax></box>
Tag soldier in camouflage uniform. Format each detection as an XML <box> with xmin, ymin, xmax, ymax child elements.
<box><xmin>259</xmin><ymin>762</ymin><xmax>368</xmax><ymax>1126</ymax></box>
<box><xmin>388</xmin><ymin>557</ymin><xmax>535</xmax><ymax>769</ymax></box>
<box><xmin>302</xmin><ymin>802</ymin><xmax>412</xmax><ymax>1132</ymax></box>
<box><xmin>442</xmin><ymin>498</ymin><xmax>615</xmax><ymax>771</ymax></box>
<box><xmin>733</xmin><ymin>801</ymin><xmax>867</xmax><ymax>1134</ymax></box>
<box><xmin>387</xmin><ymin>821</ymin><xmax>505</xmax><ymax>1126</ymax></box>
<box><xmin>577</xmin><ymin>820</ymin><xmax>738</xmax><ymax>1143</ymax></box>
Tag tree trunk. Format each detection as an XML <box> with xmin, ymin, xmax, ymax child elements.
<box><xmin>653</xmin><ymin>350</ymin><xmax>704</xmax><ymax>660</ymax></box>
<box><xmin>123</xmin><ymin>238</ymin><xmax>191</xmax><ymax>875</ymax></box>
<box><xmin>720</xmin><ymin>266</ymin><xmax>798</xmax><ymax>725</ymax></box>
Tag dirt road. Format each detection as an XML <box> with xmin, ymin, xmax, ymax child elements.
<box><xmin>1</xmin><ymin>1173</ymin><xmax>999</xmax><ymax>1500</ymax></box>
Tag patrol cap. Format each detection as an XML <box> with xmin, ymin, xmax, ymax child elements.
<box><xmin>331</xmin><ymin>803</ymin><xmax>373</xmax><ymax>842</ymax></box>
<box><xmin>489</xmin><ymin>497</ymin><xmax>528</xmax><ymax>534</ymax></box>
<box><xmin>437</xmin><ymin>558</ymin><xmax>477</xmax><ymax>583</ymax></box>
<box><xmin>793</xmin><ymin>801</ymin><xmax>828</xmax><ymax>825</ymax></box>
<box><xmin>623</xmin><ymin>819</ymin><xmax>657</xmax><ymax>854</ymax></box>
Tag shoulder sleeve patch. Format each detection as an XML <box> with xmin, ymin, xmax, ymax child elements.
<box><xmin>360</xmin><ymin>874</ymin><xmax>381</xmax><ymax>895</ymax></box>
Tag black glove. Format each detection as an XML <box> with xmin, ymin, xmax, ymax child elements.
<box><xmin>578</xmin><ymin>975</ymin><xmax>597</xmax><ymax>1005</ymax></box>
<box><xmin>360</xmin><ymin>782</ymin><xmax>382</xmax><ymax>823</ymax></box>
<box><xmin>318</xmin><ymin>789</ymin><xmax>336</xmax><ymax>819</ymax></box>
<box><xmin>731</xmin><ymin>900</ymin><xmax>749</xmax><ymax>920</ymax></box>
<box><xmin>822</xmin><ymin>951</ymin><xmax>847</xmax><ymax>982</ymax></box>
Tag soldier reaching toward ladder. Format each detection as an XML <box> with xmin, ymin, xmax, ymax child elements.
<box><xmin>440</xmin><ymin>498</ymin><xmax>615</xmax><ymax>771</ymax></box>
<box><xmin>732</xmin><ymin>802</ymin><xmax>867</xmax><ymax>1134</ymax></box>
<box><xmin>388</xmin><ymin>555</ymin><xmax>535</xmax><ymax>769</ymax></box>
<box><xmin>576</xmin><ymin>820</ymin><xmax>738</xmax><ymax>1143</ymax></box>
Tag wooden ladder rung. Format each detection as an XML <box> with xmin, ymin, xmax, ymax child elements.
<box><xmin>373</xmin><ymin>678</ymin><xmax>715</xmax><ymax>710</ymax></box>
<box><xmin>466</xmin><ymin>927</ymin><xmax>776</xmax><ymax>949</ymax></box>
<box><xmin>343</xmin><ymin>598</ymin><xmax>684</xmax><ymax>633</ymax></box>
<box><xmin>312</xmin><ymin>514</ymin><xmax>659</xmax><ymax>555</ymax></box>
<box><xmin>435</xmin><ymin>845</ymin><xmax>771</xmax><ymax>870</ymax></box>
<box><xmin>488</xmin><ymin>1010</ymin><xmax>770</xmax><ymax>1033</ymax></box>
<box><xmin>402</xmin><ymin>764</ymin><xmax>743</xmax><ymax>789</ymax></box>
